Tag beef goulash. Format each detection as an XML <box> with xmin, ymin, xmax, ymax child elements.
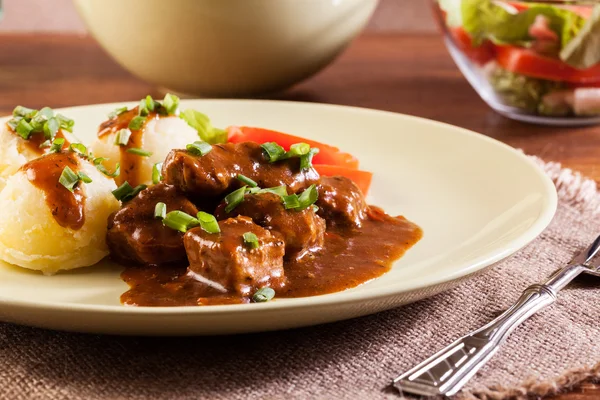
<box><xmin>110</xmin><ymin>139</ymin><xmax>422</xmax><ymax>306</ymax></box>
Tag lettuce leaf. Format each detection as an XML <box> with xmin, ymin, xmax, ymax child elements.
<box><xmin>180</xmin><ymin>109</ymin><xmax>227</xmax><ymax>144</ymax></box>
<box><xmin>462</xmin><ymin>0</ymin><xmax>586</xmax><ymax>48</ymax></box>
<box><xmin>560</xmin><ymin>5</ymin><xmax>600</xmax><ymax>69</ymax></box>
<box><xmin>438</xmin><ymin>0</ymin><xmax>463</xmax><ymax>27</ymax></box>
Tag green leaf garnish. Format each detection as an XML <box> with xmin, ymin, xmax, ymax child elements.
<box><xmin>180</xmin><ymin>109</ymin><xmax>227</xmax><ymax>144</ymax></box>
<box><xmin>252</xmin><ymin>287</ymin><xmax>275</xmax><ymax>302</ymax></box>
<box><xmin>197</xmin><ymin>211</ymin><xmax>221</xmax><ymax>234</ymax></box>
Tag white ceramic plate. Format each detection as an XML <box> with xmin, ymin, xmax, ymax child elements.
<box><xmin>0</xmin><ymin>100</ymin><xmax>557</xmax><ymax>335</ymax></box>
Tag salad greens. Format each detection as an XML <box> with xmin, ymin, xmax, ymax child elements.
<box><xmin>180</xmin><ymin>109</ymin><xmax>227</xmax><ymax>144</ymax></box>
<box><xmin>461</xmin><ymin>0</ymin><xmax>587</xmax><ymax>48</ymax></box>
<box><xmin>560</xmin><ymin>5</ymin><xmax>600</xmax><ymax>69</ymax></box>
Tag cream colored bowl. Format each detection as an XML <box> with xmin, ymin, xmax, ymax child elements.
<box><xmin>73</xmin><ymin>0</ymin><xmax>378</xmax><ymax>97</ymax></box>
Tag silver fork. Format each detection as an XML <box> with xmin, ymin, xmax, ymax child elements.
<box><xmin>392</xmin><ymin>234</ymin><xmax>600</xmax><ymax>398</ymax></box>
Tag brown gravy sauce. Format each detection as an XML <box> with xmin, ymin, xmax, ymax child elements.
<box><xmin>21</xmin><ymin>152</ymin><xmax>86</xmax><ymax>230</ymax></box>
<box><xmin>98</xmin><ymin>108</ymin><xmax>155</xmax><ymax>187</ymax></box>
<box><xmin>120</xmin><ymin>207</ymin><xmax>422</xmax><ymax>306</ymax></box>
<box><xmin>6</xmin><ymin>123</ymin><xmax>70</xmax><ymax>156</ymax></box>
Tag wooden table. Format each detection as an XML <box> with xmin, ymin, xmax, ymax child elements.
<box><xmin>2</xmin><ymin>33</ymin><xmax>598</xmax><ymax>399</ymax></box>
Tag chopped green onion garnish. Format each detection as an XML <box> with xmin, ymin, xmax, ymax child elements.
<box><xmin>300</xmin><ymin>148</ymin><xmax>319</xmax><ymax>171</ymax></box>
<box><xmin>114</xmin><ymin>128</ymin><xmax>132</xmax><ymax>146</ymax></box>
<box><xmin>30</xmin><ymin>112</ymin><xmax>48</xmax><ymax>131</ymax></box>
<box><xmin>126</xmin><ymin>147</ymin><xmax>153</xmax><ymax>157</ymax></box>
<box><xmin>15</xmin><ymin>119</ymin><xmax>33</xmax><ymax>139</ymax></box>
<box><xmin>138</xmin><ymin>99</ymin><xmax>149</xmax><ymax>116</ymax></box>
<box><xmin>39</xmin><ymin>140</ymin><xmax>51</xmax><ymax>149</ymax></box>
<box><xmin>56</xmin><ymin>114</ymin><xmax>74</xmax><ymax>132</ymax></box>
<box><xmin>49</xmin><ymin>138</ymin><xmax>65</xmax><ymax>153</ymax></box>
<box><xmin>128</xmin><ymin>116</ymin><xmax>146</xmax><ymax>130</ymax></box>
<box><xmin>197</xmin><ymin>211</ymin><xmax>220</xmax><ymax>234</ymax></box>
<box><xmin>285</xmin><ymin>143</ymin><xmax>310</xmax><ymax>158</ymax></box>
<box><xmin>237</xmin><ymin>174</ymin><xmax>257</xmax><ymax>188</ymax></box>
<box><xmin>252</xmin><ymin>287</ymin><xmax>275</xmax><ymax>303</ymax></box>
<box><xmin>39</xmin><ymin>107</ymin><xmax>54</xmax><ymax>120</ymax></box>
<box><xmin>112</xmin><ymin>182</ymin><xmax>147</xmax><ymax>202</ymax></box>
<box><xmin>44</xmin><ymin>117</ymin><xmax>60</xmax><ymax>139</ymax></box>
<box><xmin>224</xmin><ymin>186</ymin><xmax>247</xmax><ymax>213</ymax></box>
<box><xmin>13</xmin><ymin>106</ymin><xmax>35</xmax><ymax>118</ymax></box>
<box><xmin>93</xmin><ymin>158</ymin><xmax>120</xmax><ymax>178</ymax></box>
<box><xmin>257</xmin><ymin>185</ymin><xmax>288</xmax><ymax>197</ymax></box>
<box><xmin>243</xmin><ymin>232</ymin><xmax>259</xmax><ymax>249</ymax></box>
<box><xmin>69</xmin><ymin>143</ymin><xmax>88</xmax><ymax>156</ymax></box>
<box><xmin>162</xmin><ymin>210</ymin><xmax>199</xmax><ymax>233</ymax></box>
<box><xmin>296</xmin><ymin>184</ymin><xmax>318</xmax><ymax>211</ymax></box>
<box><xmin>7</xmin><ymin>118</ymin><xmax>21</xmax><ymax>131</ymax></box>
<box><xmin>163</xmin><ymin>93</ymin><xmax>180</xmax><ymax>115</ymax></box>
<box><xmin>77</xmin><ymin>171</ymin><xmax>92</xmax><ymax>184</ymax></box>
<box><xmin>108</xmin><ymin>106</ymin><xmax>128</xmax><ymax>119</ymax></box>
<box><xmin>261</xmin><ymin>142</ymin><xmax>286</xmax><ymax>162</ymax></box>
<box><xmin>282</xmin><ymin>194</ymin><xmax>300</xmax><ymax>209</ymax></box>
<box><xmin>58</xmin><ymin>166</ymin><xmax>81</xmax><ymax>192</ymax></box>
<box><xmin>146</xmin><ymin>95</ymin><xmax>157</xmax><ymax>112</ymax></box>
<box><xmin>154</xmin><ymin>202</ymin><xmax>167</xmax><ymax>220</ymax></box>
<box><xmin>152</xmin><ymin>162</ymin><xmax>163</xmax><ymax>184</ymax></box>
<box><xmin>311</xmin><ymin>204</ymin><xmax>319</xmax><ymax>213</ymax></box>
<box><xmin>185</xmin><ymin>141</ymin><xmax>212</xmax><ymax>156</ymax></box>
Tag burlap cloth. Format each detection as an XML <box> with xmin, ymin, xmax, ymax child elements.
<box><xmin>1</xmin><ymin>156</ymin><xmax>600</xmax><ymax>400</ymax></box>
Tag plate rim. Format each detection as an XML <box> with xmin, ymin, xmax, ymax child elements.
<box><xmin>0</xmin><ymin>99</ymin><xmax>558</xmax><ymax>315</ymax></box>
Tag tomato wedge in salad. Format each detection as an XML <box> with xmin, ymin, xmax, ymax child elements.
<box><xmin>227</xmin><ymin>126</ymin><xmax>360</xmax><ymax>169</ymax></box>
<box><xmin>313</xmin><ymin>164</ymin><xmax>373</xmax><ymax>195</ymax></box>
<box><xmin>495</xmin><ymin>46</ymin><xmax>600</xmax><ymax>84</ymax></box>
<box><xmin>448</xmin><ymin>27</ymin><xmax>495</xmax><ymax>65</ymax></box>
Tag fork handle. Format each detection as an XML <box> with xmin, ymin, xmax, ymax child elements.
<box><xmin>393</xmin><ymin>283</ymin><xmax>558</xmax><ymax>397</ymax></box>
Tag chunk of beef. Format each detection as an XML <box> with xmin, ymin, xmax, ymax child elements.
<box><xmin>107</xmin><ymin>183</ymin><xmax>199</xmax><ymax>266</ymax></box>
<box><xmin>215</xmin><ymin>192</ymin><xmax>325</xmax><ymax>260</ymax></box>
<box><xmin>162</xmin><ymin>142</ymin><xmax>319</xmax><ymax>200</ymax></box>
<box><xmin>316</xmin><ymin>176</ymin><xmax>368</xmax><ymax>228</ymax></box>
<box><xmin>184</xmin><ymin>216</ymin><xmax>285</xmax><ymax>296</ymax></box>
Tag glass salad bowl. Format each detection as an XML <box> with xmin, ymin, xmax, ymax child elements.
<box><xmin>433</xmin><ymin>0</ymin><xmax>600</xmax><ymax>126</ymax></box>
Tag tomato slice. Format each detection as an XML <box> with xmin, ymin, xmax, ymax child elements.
<box><xmin>313</xmin><ymin>164</ymin><xmax>372</xmax><ymax>195</ymax></box>
<box><xmin>448</xmin><ymin>27</ymin><xmax>496</xmax><ymax>65</ymax></box>
<box><xmin>227</xmin><ymin>126</ymin><xmax>359</xmax><ymax>169</ymax></box>
<box><xmin>495</xmin><ymin>45</ymin><xmax>600</xmax><ymax>83</ymax></box>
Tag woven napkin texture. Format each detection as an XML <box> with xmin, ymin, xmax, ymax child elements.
<box><xmin>1</xmin><ymin>157</ymin><xmax>599</xmax><ymax>400</ymax></box>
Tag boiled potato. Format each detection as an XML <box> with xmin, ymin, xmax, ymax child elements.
<box><xmin>0</xmin><ymin>124</ymin><xmax>79</xmax><ymax>191</ymax></box>
<box><xmin>0</xmin><ymin>156</ymin><xmax>120</xmax><ymax>275</ymax></box>
<box><xmin>90</xmin><ymin>116</ymin><xmax>199</xmax><ymax>185</ymax></box>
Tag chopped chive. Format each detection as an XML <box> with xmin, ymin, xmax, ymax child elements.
<box><xmin>261</xmin><ymin>142</ymin><xmax>286</xmax><ymax>162</ymax></box>
<box><xmin>15</xmin><ymin>119</ymin><xmax>33</xmax><ymax>139</ymax></box>
<box><xmin>145</xmin><ymin>95</ymin><xmax>156</xmax><ymax>112</ymax></box>
<box><xmin>197</xmin><ymin>211</ymin><xmax>220</xmax><ymax>234</ymax></box>
<box><xmin>224</xmin><ymin>186</ymin><xmax>247</xmax><ymax>213</ymax></box>
<box><xmin>246</xmin><ymin>187</ymin><xmax>260</xmax><ymax>194</ymax></box>
<box><xmin>44</xmin><ymin>117</ymin><xmax>60</xmax><ymax>139</ymax></box>
<box><xmin>296</xmin><ymin>184</ymin><xmax>318</xmax><ymax>210</ymax></box>
<box><xmin>152</xmin><ymin>162</ymin><xmax>163</xmax><ymax>184</ymax></box>
<box><xmin>58</xmin><ymin>166</ymin><xmax>80</xmax><ymax>192</ymax></box>
<box><xmin>108</xmin><ymin>106</ymin><xmax>128</xmax><ymax>119</ymax></box>
<box><xmin>243</xmin><ymin>232</ymin><xmax>259</xmax><ymax>249</ymax></box>
<box><xmin>163</xmin><ymin>93</ymin><xmax>179</xmax><ymax>115</ymax></box>
<box><xmin>114</xmin><ymin>128</ymin><xmax>132</xmax><ymax>146</ymax></box>
<box><xmin>93</xmin><ymin>158</ymin><xmax>120</xmax><ymax>178</ymax></box>
<box><xmin>311</xmin><ymin>204</ymin><xmax>319</xmax><ymax>213</ymax></box>
<box><xmin>300</xmin><ymin>148</ymin><xmax>319</xmax><ymax>171</ymax></box>
<box><xmin>285</xmin><ymin>143</ymin><xmax>310</xmax><ymax>158</ymax></box>
<box><xmin>185</xmin><ymin>141</ymin><xmax>212</xmax><ymax>156</ymax></box>
<box><xmin>252</xmin><ymin>287</ymin><xmax>275</xmax><ymax>303</ymax></box>
<box><xmin>69</xmin><ymin>143</ymin><xmax>88</xmax><ymax>156</ymax></box>
<box><xmin>162</xmin><ymin>210</ymin><xmax>199</xmax><ymax>233</ymax></box>
<box><xmin>13</xmin><ymin>106</ymin><xmax>35</xmax><ymax>118</ymax></box>
<box><xmin>282</xmin><ymin>194</ymin><xmax>300</xmax><ymax>209</ymax></box>
<box><xmin>56</xmin><ymin>114</ymin><xmax>74</xmax><ymax>132</ymax></box>
<box><xmin>39</xmin><ymin>140</ymin><xmax>51</xmax><ymax>149</ymax></box>
<box><xmin>154</xmin><ymin>202</ymin><xmax>167</xmax><ymax>220</ymax></box>
<box><xmin>138</xmin><ymin>99</ymin><xmax>149</xmax><ymax>116</ymax></box>
<box><xmin>112</xmin><ymin>182</ymin><xmax>147</xmax><ymax>202</ymax></box>
<box><xmin>49</xmin><ymin>138</ymin><xmax>65</xmax><ymax>153</ymax></box>
<box><xmin>126</xmin><ymin>147</ymin><xmax>153</xmax><ymax>157</ymax></box>
<box><xmin>257</xmin><ymin>185</ymin><xmax>288</xmax><ymax>197</ymax></box>
<box><xmin>7</xmin><ymin>118</ymin><xmax>21</xmax><ymax>131</ymax></box>
<box><xmin>77</xmin><ymin>171</ymin><xmax>92</xmax><ymax>184</ymax></box>
<box><xmin>30</xmin><ymin>112</ymin><xmax>48</xmax><ymax>131</ymax></box>
<box><xmin>39</xmin><ymin>107</ymin><xmax>54</xmax><ymax>120</ymax></box>
<box><xmin>237</xmin><ymin>174</ymin><xmax>257</xmax><ymax>188</ymax></box>
<box><xmin>128</xmin><ymin>116</ymin><xmax>146</xmax><ymax>130</ymax></box>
